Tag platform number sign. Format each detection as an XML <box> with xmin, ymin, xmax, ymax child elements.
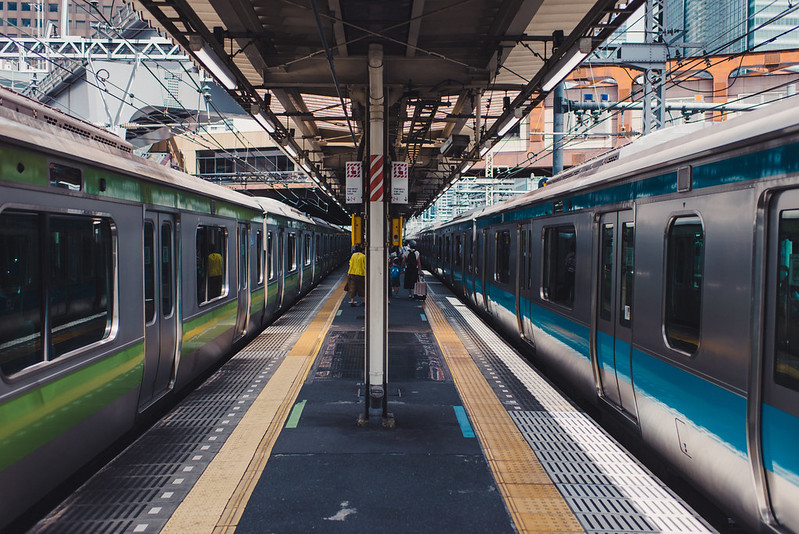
<box><xmin>346</xmin><ymin>161</ymin><xmax>363</xmax><ymax>204</ymax></box>
<box><xmin>391</xmin><ymin>161</ymin><xmax>408</xmax><ymax>204</ymax></box>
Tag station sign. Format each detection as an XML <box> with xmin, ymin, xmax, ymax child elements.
<box><xmin>391</xmin><ymin>161</ymin><xmax>408</xmax><ymax>204</ymax></box>
<box><xmin>345</xmin><ymin>161</ymin><xmax>362</xmax><ymax>204</ymax></box>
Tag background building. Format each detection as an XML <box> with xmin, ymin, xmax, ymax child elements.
<box><xmin>0</xmin><ymin>0</ymin><xmax>118</xmax><ymax>39</ymax></box>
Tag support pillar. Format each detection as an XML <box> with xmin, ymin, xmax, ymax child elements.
<box><xmin>361</xmin><ymin>43</ymin><xmax>392</xmax><ymax>426</ymax></box>
<box><xmin>552</xmin><ymin>82</ymin><xmax>565</xmax><ymax>176</ymax></box>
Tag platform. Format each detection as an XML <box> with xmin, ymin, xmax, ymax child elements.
<box><xmin>30</xmin><ymin>268</ymin><xmax>716</xmax><ymax>534</ymax></box>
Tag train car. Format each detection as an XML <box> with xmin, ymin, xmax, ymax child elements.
<box><xmin>0</xmin><ymin>86</ymin><xmax>348</xmax><ymax>529</ymax></box>
<box><xmin>419</xmin><ymin>97</ymin><xmax>799</xmax><ymax>534</ymax></box>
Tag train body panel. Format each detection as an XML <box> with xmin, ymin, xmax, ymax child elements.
<box><xmin>0</xmin><ymin>87</ymin><xmax>348</xmax><ymax>529</ymax></box>
<box><xmin>419</xmin><ymin>97</ymin><xmax>799</xmax><ymax>533</ymax></box>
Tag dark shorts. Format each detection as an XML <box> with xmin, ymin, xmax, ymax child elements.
<box><xmin>348</xmin><ymin>274</ymin><xmax>365</xmax><ymax>298</ymax></box>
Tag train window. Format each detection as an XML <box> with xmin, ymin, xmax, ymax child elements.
<box><xmin>287</xmin><ymin>233</ymin><xmax>297</xmax><ymax>272</ymax></box>
<box><xmin>455</xmin><ymin>235</ymin><xmax>462</xmax><ymax>268</ymax></box>
<box><xmin>599</xmin><ymin>224</ymin><xmax>613</xmax><ymax>321</ymax></box>
<box><xmin>48</xmin><ymin>215</ymin><xmax>114</xmax><ymax>359</ymax></box>
<box><xmin>619</xmin><ymin>223</ymin><xmax>634</xmax><ymax>327</ymax></box>
<box><xmin>0</xmin><ymin>212</ymin><xmax>43</xmax><ymax>374</ymax></box>
<box><xmin>49</xmin><ymin>162</ymin><xmax>82</xmax><ymax>191</ymax></box>
<box><xmin>196</xmin><ymin>226</ymin><xmax>227</xmax><ymax>305</ymax></box>
<box><xmin>144</xmin><ymin>221</ymin><xmax>155</xmax><ymax>323</ymax></box>
<box><xmin>238</xmin><ymin>225</ymin><xmax>247</xmax><ymax>291</ymax></box>
<box><xmin>526</xmin><ymin>229</ymin><xmax>533</xmax><ymax>290</ymax></box>
<box><xmin>304</xmin><ymin>235</ymin><xmax>312</xmax><ymax>267</ymax></box>
<box><xmin>665</xmin><ymin>216</ymin><xmax>703</xmax><ymax>354</ymax></box>
<box><xmin>160</xmin><ymin>222</ymin><xmax>173</xmax><ymax>316</ymax></box>
<box><xmin>495</xmin><ymin>230</ymin><xmax>511</xmax><ymax>284</ymax></box>
<box><xmin>520</xmin><ymin>229</ymin><xmax>529</xmax><ymax>290</ymax></box>
<box><xmin>1</xmin><ymin>212</ymin><xmax>115</xmax><ymax>374</ymax></box>
<box><xmin>268</xmin><ymin>231</ymin><xmax>274</xmax><ymax>280</ymax></box>
<box><xmin>256</xmin><ymin>230</ymin><xmax>264</xmax><ymax>284</ymax></box>
<box><xmin>775</xmin><ymin>210</ymin><xmax>799</xmax><ymax>391</ymax></box>
<box><xmin>542</xmin><ymin>225</ymin><xmax>576</xmax><ymax>307</ymax></box>
<box><xmin>466</xmin><ymin>234</ymin><xmax>473</xmax><ymax>273</ymax></box>
<box><xmin>316</xmin><ymin>235</ymin><xmax>321</xmax><ymax>261</ymax></box>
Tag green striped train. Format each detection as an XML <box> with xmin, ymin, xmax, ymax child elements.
<box><xmin>0</xmin><ymin>86</ymin><xmax>348</xmax><ymax>529</ymax></box>
<box><xmin>419</xmin><ymin>97</ymin><xmax>799</xmax><ymax>533</ymax></box>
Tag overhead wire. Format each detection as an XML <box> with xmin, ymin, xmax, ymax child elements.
<box><xmin>0</xmin><ymin>26</ymin><xmax>299</xmax><ymax>199</ymax></box>
<box><xmin>487</xmin><ymin>1</ymin><xmax>799</xmax><ymax>182</ymax></box>
<box><xmin>6</xmin><ymin>3</ymin><xmax>306</xmax><ymax>200</ymax></box>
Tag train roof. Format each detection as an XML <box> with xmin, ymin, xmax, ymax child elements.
<box><xmin>0</xmin><ymin>86</ymin><xmax>331</xmax><ymax>223</ymax></box>
<box><xmin>439</xmin><ymin>95</ymin><xmax>799</xmax><ymax>228</ymax></box>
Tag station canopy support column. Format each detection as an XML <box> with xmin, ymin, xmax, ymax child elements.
<box><xmin>362</xmin><ymin>43</ymin><xmax>392</xmax><ymax>426</ymax></box>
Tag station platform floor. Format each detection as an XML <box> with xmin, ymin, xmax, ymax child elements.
<box><xmin>31</xmin><ymin>268</ymin><xmax>716</xmax><ymax>534</ymax></box>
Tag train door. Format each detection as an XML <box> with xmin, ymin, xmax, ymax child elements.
<box><xmin>298</xmin><ymin>232</ymin><xmax>305</xmax><ymax>293</ymax></box>
<box><xmin>140</xmin><ymin>212</ymin><xmax>178</xmax><ymax>409</ymax></box>
<box><xmin>265</xmin><ymin>229</ymin><xmax>274</xmax><ymax>312</ymax></box>
<box><xmin>480</xmin><ymin>229</ymin><xmax>489</xmax><ymax>310</ymax></box>
<box><xmin>517</xmin><ymin>223</ymin><xmax>535</xmax><ymax>344</ymax></box>
<box><xmin>760</xmin><ymin>191</ymin><xmax>799</xmax><ymax>529</ymax></box>
<box><xmin>234</xmin><ymin>222</ymin><xmax>250</xmax><ymax>340</ymax></box>
<box><xmin>515</xmin><ymin>224</ymin><xmax>524</xmax><ymax>336</ymax></box>
<box><xmin>277</xmin><ymin>229</ymin><xmax>285</xmax><ymax>309</ymax></box>
<box><xmin>593</xmin><ymin>211</ymin><xmax>638</xmax><ymax>421</ymax></box>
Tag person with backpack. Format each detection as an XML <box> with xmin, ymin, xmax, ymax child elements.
<box><xmin>401</xmin><ymin>240</ymin><xmax>421</xmax><ymax>298</ymax></box>
<box><xmin>390</xmin><ymin>256</ymin><xmax>401</xmax><ymax>299</ymax></box>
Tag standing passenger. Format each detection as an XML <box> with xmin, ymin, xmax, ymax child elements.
<box><xmin>348</xmin><ymin>244</ymin><xmax>366</xmax><ymax>307</ymax></box>
<box><xmin>208</xmin><ymin>245</ymin><xmax>224</xmax><ymax>298</ymax></box>
<box><xmin>402</xmin><ymin>240</ymin><xmax>421</xmax><ymax>298</ymax></box>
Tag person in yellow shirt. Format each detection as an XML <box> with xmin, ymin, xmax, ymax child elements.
<box><xmin>348</xmin><ymin>244</ymin><xmax>366</xmax><ymax>307</ymax></box>
<box><xmin>208</xmin><ymin>247</ymin><xmax>224</xmax><ymax>298</ymax></box>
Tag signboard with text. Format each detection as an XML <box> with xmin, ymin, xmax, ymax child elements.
<box><xmin>345</xmin><ymin>161</ymin><xmax>362</xmax><ymax>204</ymax></box>
<box><xmin>391</xmin><ymin>161</ymin><xmax>408</xmax><ymax>204</ymax></box>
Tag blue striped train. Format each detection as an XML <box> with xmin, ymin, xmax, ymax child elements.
<box><xmin>419</xmin><ymin>98</ymin><xmax>799</xmax><ymax>533</ymax></box>
<box><xmin>0</xmin><ymin>86</ymin><xmax>348</xmax><ymax>530</ymax></box>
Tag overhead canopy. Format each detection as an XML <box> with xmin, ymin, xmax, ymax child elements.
<box><xmin>133</xmin><ymin>0</ymin><xmax>642</xmax><ymax>221</ymax></box>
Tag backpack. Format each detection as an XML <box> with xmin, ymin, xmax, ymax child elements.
<box><xmin>390</xmin><ymin>264</ymin><xmax>400</xmax><ymax>279</ymax></box>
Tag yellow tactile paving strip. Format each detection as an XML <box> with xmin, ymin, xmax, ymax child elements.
<box><xmin>425</xmin><ymin>299</ymin><xmax>585</xmax><ymax>534</ymax></box>
<box><xmin>161</xmin><ymin>283</ymin><xmax>345</xmax><ymax>534</ymax></box>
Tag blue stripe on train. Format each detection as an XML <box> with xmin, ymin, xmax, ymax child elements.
<box><xmin>487</xmin><ymin>280</ymin><xmax>799</xmax><ymax>487</ymax></box>
<box><xmin>762</xmin><ymin>403</ymin><xmax>799</xmax><ymax>487</ymax></box>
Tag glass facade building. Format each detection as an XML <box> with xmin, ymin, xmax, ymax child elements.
<box><xmin>665</xmin><ymin>0</ymin><xmax>799</xmax><ymax>56</ymax></box>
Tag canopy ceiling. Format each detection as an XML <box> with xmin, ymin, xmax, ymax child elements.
<box><xmin>133</xmin><ymin>0</ymin><xmax>642</xmax><ymax>221</ymax></box>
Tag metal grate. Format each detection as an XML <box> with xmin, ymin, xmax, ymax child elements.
<box><xmin>314</xmin><ymin>331</ymin><xmax>364</xmax><ymax>379</ymax></box>
<box><xmin>427</xmin><ymin>283</ymin><xmax>716</xmax><ymax>534</ymax></box>
<box><xmin>32</xmin><ymin>277</ymin><xmax>343</xmax><ymax>532</ymax></box>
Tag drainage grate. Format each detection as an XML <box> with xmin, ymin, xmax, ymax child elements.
<box><xmin>427</xmin><ymin>286</ymin><xmax>715</xmax><ymax>534</ymax></box>
<box><xmin>314</xmin><ymin>331</ymin><xmax>364</xmax><ymax>379</ymax></box>
<box><xmin>32</xmin><ymin>277</ymin><xmax>343</xmax><ymax>532</ymax></box>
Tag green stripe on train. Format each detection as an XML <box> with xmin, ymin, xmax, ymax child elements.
<box><xmin>249</xmin><ymin>287</ymin><xmax>265</xmax><ymax>314</ymax></box>
<box><xmin>181</xmin><ymin>300</ymin><xmax>238</xmax><ymax>355</ymax></box>
<box><xmin>1</xmin><ymin>145</ymin><xmax>261</xmax><ymax>218</ymax></box>
<box><xmin>0</xmin><ymin>342</ymin><xmax>144</xmax><ymax>471</ymax></box>
<box><xmin>1</xmin><ymin>145</ymin><xmax>48</xmax><ymax>187</ymax></box>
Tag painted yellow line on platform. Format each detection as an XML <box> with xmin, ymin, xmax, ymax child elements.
<box><xmin>425</xmin><ymin>298</ymin><xmax>584</xmax><ymax>534</ymax></box>
<box><xmin>161</xmin><ymin>280</ymin><xmax>346</xmax><ymax>534</ymax></box>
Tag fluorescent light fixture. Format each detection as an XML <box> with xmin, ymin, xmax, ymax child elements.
<box><xmin>541</xmin><ymin>37</ymin><xmax>592</xmax><ymax>92</ymax></box>
<box><xmin>284</xmin><ymin>143</ymin><xmax>298</xmax><ymax>158</ymax></box>
<box><xmin>250</xmin><ymin>105</ymin><xmax>276</xmax><ymax>133</ymax></box>
<box><xmin>479</xmin><ymin>144</ymin><xmax>491</xmax><ymax>157</ymax></box>
<box><xmin>461</xmin><ymin>162</ymin><xmax>473</xmax><ymax>173</ymax></box>
<box><xmin>189</xmin><ymin>36</ymin><xmax>238</xmax><ymax>91</ymax></box>
<box><xmin>497</xmin><ymin>116</ymin><xmax>521</xmax><ymax>137</ymax></box>
<box><xmin>301</xmin><ymin>161</ymin><xmax>312</xmax><ymax>173</ymax></box>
